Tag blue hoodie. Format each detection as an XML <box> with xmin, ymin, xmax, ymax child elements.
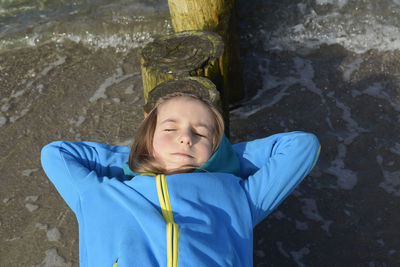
<box><xmin>41</xmin><ymin>131</ymin><xmax>320</xmax><ymax>267</ymax></box>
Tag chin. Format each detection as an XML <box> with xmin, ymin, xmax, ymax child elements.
<box><xmin>166</xmin><ymin>163</ymin><xmax>197</xmax><ymax>172</ymax></box>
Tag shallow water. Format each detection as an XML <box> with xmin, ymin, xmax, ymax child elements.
<box><xmin>1</xmin><ymin>0</ymin><xmax>399</xmax><ymax>266</ymax></box>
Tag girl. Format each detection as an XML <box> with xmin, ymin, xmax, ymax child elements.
<box><xmin>41</xmin><ymin>92</ymin><xmax>320</xmax><ymax>267</ymax></box>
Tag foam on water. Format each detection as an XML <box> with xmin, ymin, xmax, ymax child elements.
<box><xmin>390</xmin><ymin>143</ymin><xmax>400</xmax><ymax>155</ymax></box>
<box><xmin>22</xmin><ymin>168</ymin><xmax>40</xmax><ymax>176</ymax></box>
<box><xmin>263</xmin><ymin>1</ymin><xmax>400</xmax><ymax>54</ymax></box>
<box><xmin>35</xmin><ymin>223</ymin><xmax>48</xmax><ymax>230</ymax></box>
<box><xmin>1</xmin><ymin>0</ymin><xmax>171</xmax><ymax>51</ymax></box>
<box><xmin>233</xmin><ymin>56</ymin><xmax>364</xmax><ymax>191</ymax></box>
<box><xmin>325</xmin><ymin>143</ymin><xmax>358</xmax><ymax>190</ymax></box>
<box><xmin>276</xmin><ymin>241</ymin><xmax>290</xmax><ymax>258</ymax></box>
<box><xmin>290</xmin><ymin>247</ymin><xmax>310</xmax><ymax>267</ymax></box>
<box><xmin>376</xmin><ymin>239</ymin><xmax>385</xmax><ymax>246</ymax></box>
<box><xmin>33</xmin><ymin>248</ymin><xmax>72</xmax><ymax>267</ymax></box>
<box><xmin>1</xmin><ymin>55</ymin><xmax>67</xmax><ymax>127</ymax></box>
<box><xmin>3</xmin><ymin>0</ymin><xmax>400</xmax><ymax>55</ymax></box>
<box><xmin>5</xmin><ymin>236</ymin><xmax>21</xmax><ymax>242</ymax></box>
<box><xmin>377</xmin><ymin>154</ymin><xmax>400</xmax><ymax>197</ymax></box>
<box><xmin>342</xmin><ymin>58</ymin><xmax>363</xmax><ymax>82</ymax></box>
<box><xmin>0</xmin><ymin>116</ymin><xmax>6</xmax><ymax>126</ymax></box>
<box><xmin>124</xmin><ymin>84</ymin><xmax>135</xmax><ymax>94</ymax></box>
<box><xmin>362</xmin><ymin>82</ymin><xmax>400</xmax><ymax>112</ymax></box>
<box><xmin>25</xmin><ymin>203</ymin><xmax>39</xmax><ymax>212</ymax></box>
<box><xmin>232</xmin><ymin>57</ymin><xmax>324</xmax><ymax>118</ymax></box>
<box><xmin>89</xmin><ymin>68</ymin><xmax>137</xmax><ymax>103</ymax></box>
<box><xmin>315</xmin><ymin>0</ymin><xmax>348</xmax><ymax>8</ymax></box>
<box><xmin>275</xmin><ymin>241</ymin><xmax>311</xmax><ymax>266</ymax></box>
<box><xmin>269</xmin><ymin>197</ymin><xmax>332</xmax><ymax>235</ymax></box>
<box><xmin>380</xmin><ymin>170</ymin><xmax>400</xmax><ymax>197</ymax></box>
<box><xmin>255</xmin><ymin>250</ymin><xmax>265</xmax><ymax>258</ymax></box>
<box><xmin>69</xmin><ymin>116</ymin><xmax>85</xmax><ymax>127</ymax></box>
<box><xmin>52</xmin><ymin>32</ymin><xmax>155</xmax><ymax>52</ymax></box>
<box><xmin>41</xmin><ymin>55</ymin><xmax>66</xmax><ymax>76</ymax></box>
<box><xmin>47</xmin><ymin>228</ymin><xmax>61</xmax><ymax>242</ymax></box>
<box><xmin>334</xmin><ymin>99</ymin><xmax>367</xmax><ymax>145</ymax></box>
<box><xmin>300</xmin><ymin>198</ymin><xmax>332</xmax><ymax>234</ymax></box>
<box><xmin>24</xmin><ymin>193</ymin><xmax>39</xmax><ymax>212</ymax></box>
<box><xmin>9</xmin><ymin>106</ymin><xmax>30</xmax><ymax>123</ymax></box>
<box><xmin>295</xmin><ymin>220</ymin><xmax>309</xmax><ymax>231</ymax></box>
<box><xmin>25</xmin><ymin>195</ymin><xmax>39</xmax><ymax>202</ymax></box>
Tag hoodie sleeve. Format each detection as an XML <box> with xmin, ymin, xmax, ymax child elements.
<box><xmin>233</xmin><ymin>132</ymin><xmax>320</xmax><ymax>226</ymax></box>
<box><xmin>40</xmin><ymin>141</ymin><xmax>130</xmax><ymax>212</ymax></box>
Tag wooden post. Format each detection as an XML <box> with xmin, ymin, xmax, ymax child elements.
<box><xmin>141</xmin><ymin>31</ymin><xmax>224</xmax><ymax>101</ymax></box>
<box><xmin>140</xmin><ymin>30</ymin><xmax>229</xmax><ymax>120</ymax></box>
<box><xmin>143</xmin><ymin>77</ymin><xmax>221</xmax><ymax>113</ymax></box>
<box><xmin>167</xmin><ymin>0</ymin><xmax>244</xmax><ymax>103</ymax></box>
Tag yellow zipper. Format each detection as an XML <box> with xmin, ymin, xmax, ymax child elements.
<box><xmin>144</xmin><ymin>173</ymin><xmax>178</xmax><ymax>267</ymax></box>
<box><xmin>113</xmin><ymin>173</ymin><xmax>179</xmax><ymax>267</ymax></box>
<box><xmin>156</xmin><ymin>174</ymin><xmax>179</xmax><ymax>267</ymax></box>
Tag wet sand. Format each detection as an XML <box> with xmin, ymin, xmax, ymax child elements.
<box><xmin>232</xmin><ymin>45</ymin><xmax>400</xmax><ymax>266</ymax></box>
<box><xmin>0</xmin><ymin>40</ymin><xmax>145</xmax><ymax>266</ymax></box>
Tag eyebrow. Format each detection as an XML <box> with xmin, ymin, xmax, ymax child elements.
<box><xmin>160</xmin><ymin>119</ymin><xmax>212</xmax><ymax>131</ymax></box>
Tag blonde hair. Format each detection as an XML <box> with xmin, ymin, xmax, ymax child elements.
<box><xmin>129</xmin><ymin>93</ymin><xmax>225</xmax><ymax>175</ymax></box>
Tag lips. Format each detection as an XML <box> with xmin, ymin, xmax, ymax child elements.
<box><xmin>171</xmin><ymin>152</ymin><xmax>193</xmax><ymax>158</ymax></box>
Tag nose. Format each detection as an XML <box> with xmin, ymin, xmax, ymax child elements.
<box><xmin>178</xmin><ymin>131</ymin><xmax>192</xmax><ymax>146</ymax></box>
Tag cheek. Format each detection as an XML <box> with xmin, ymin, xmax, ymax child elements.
<box><xmin>198</xmin><ymin>141</ymin><xmax>213</xmax><ymax>162</ymax></box>
<box><xmin>152</xmin><ymin>133</ymin><xmax>169</xmax><ymax>156</ymax></box>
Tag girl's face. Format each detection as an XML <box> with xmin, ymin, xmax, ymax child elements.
<box><xmin>152</xmin><ymin>96</ymin><xmax>214</xmax><ymax>173</ymax></box>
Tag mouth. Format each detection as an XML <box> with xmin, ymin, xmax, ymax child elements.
<box><xmin>171</xmin><ymin>153</ymin><xmax>194</xmax><ymax>158</ymax></box>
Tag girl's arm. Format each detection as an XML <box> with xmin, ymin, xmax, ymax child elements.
<box><xmin>233</xmin><ymin>131</ymin><xmax>320</xmax><ymax>226</ymax></box>
<box><xmin>41</xmin><ymin>141</ymin><xmax>130</xmax><ymax>212</ymax></box>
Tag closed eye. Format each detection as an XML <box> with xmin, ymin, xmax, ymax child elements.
<box><xmin>194</xmin><ymin>132</ymin><xmax>206</xmax><ymax>137</ymax></box>
<box><xmin>164</xmin><ymin>129</ymin><xmax>176</xmax><ymax>132</ymax></box>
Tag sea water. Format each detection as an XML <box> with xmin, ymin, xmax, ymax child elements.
<box><xmin>1</xmin><ymin>0</ymin><xmax>399</xmax><ymax>266</ymax></box>
<box><xmin>0</xmin><ymin>0</ymin><xmax>171</xmax><ymax>51</ymax></box>
<box><xmin>3</xmin><ymin>0</ymin><xmax>400</xmax><ymax>53</ymax></box>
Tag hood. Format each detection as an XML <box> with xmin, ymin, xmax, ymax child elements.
<box><xmin>123</xmin><ymin>134</ymin><xmax>240</xmax><ymax>178</ymax></box>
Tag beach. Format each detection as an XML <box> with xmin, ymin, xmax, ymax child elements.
<box><xmin>1</xmin><ymin>0</ymin><xmax>399</xmax><ymax>266</ymax></box>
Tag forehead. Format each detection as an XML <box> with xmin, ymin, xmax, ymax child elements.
<box><xmin>156</xmin><ymin>96</ymin><xmax>214</xmax><ymax>126</ymax></box>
